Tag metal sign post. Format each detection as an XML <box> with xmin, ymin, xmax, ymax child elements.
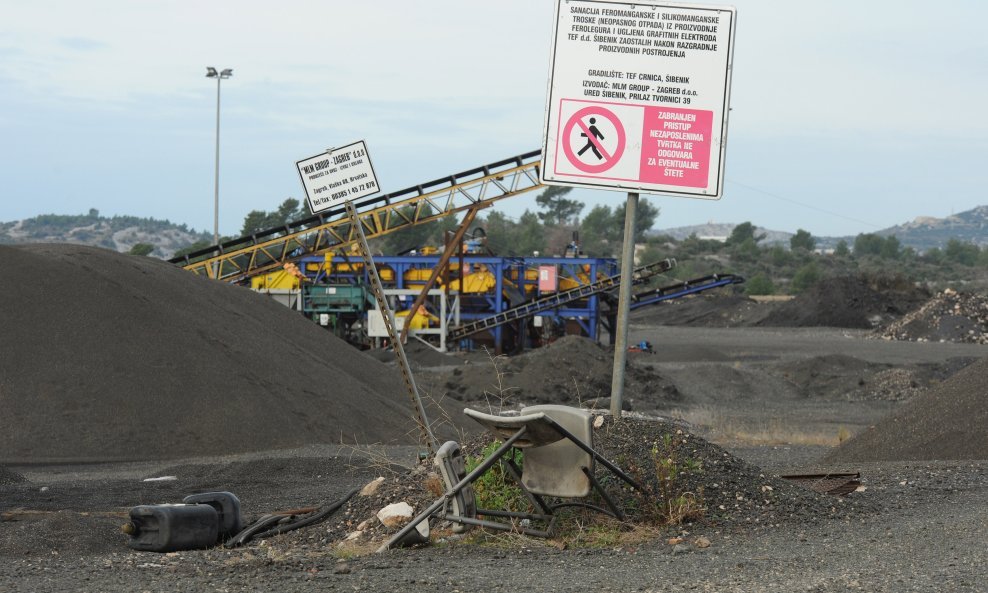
<box><xmin>610</xmin><ymin>192</ymin><xmax>638</xmax><ymax>416</ymax></box>
<box><xmin>346</xmin><ymin>201</ymin><xmax>438</xmax><ymax>454</ymax></box>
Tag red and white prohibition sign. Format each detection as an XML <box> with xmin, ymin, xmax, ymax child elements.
<box><xmin>561</xmin><ymin>106</ymin><xmax>626</xmax><ymax>174</ymax></box>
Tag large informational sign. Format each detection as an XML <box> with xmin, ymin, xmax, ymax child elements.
<box><xmin>541</xmin><ymin>1</ymin><xmax>736</xmax><ymax>198</ymax></box>
<box><xmin>295</xmin><ymin>140</ymin><xmax>380</xmax><ymax>213</ymax></box>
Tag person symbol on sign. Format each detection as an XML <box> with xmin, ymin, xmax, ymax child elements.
<box><xmin>576</xmin><ymin>117</ymin><xmax>605</xmax><ymax>160</ymax></box>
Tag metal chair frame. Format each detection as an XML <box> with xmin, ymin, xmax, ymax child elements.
<box><xmin>378</xmin><ymin>407</ymin><xmax>645</xmax><ymax>552</ymax></box>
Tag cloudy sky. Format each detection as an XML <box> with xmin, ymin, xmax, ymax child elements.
<box><xmin>1</xmin><ymin>0</ymin><xmax>986</xmax><ymax>238</ymax></box>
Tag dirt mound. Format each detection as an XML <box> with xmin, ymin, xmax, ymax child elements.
<box><xmin>772</xmin><ymin>354</ymin><xmax>879</xmax><ymax>399</ymax></box>
<box><xmin>0</xmin><ymin>511</ymin><xmax>123</xmax><ymax>557</ymax></box>
<box><xmin>876</xmin><ymin>288</ymin><xmax>988</xmax><ymax>343</ymax></box>
<box><xmin>631</xmin><ymin>293</ymin><xmax>771</xmax><ymax>327</ymax></box>
<box><xmin>758</xmin><ymin>275</ymin><xmax>928</xmax><ymax>329</ymax></box>
<box><xmin>423</xmin><ymin>336</ymin><xmax>679</xmax><ymax>412</ymax></box>
<box><xmin>824</xmin><ymin>355</ymin><xmax>988</xmax><ymax>462</ymax></box>
<box><xmin>0</xmin><ymin>244</ymin><xmax>416</xmax><ymax>463</ymax></box>
<box><xmin>768</xmin><ymin>355</ymin><xmax>973</xmax><ymax>402</ymax></box>
<box><xmin>313</xmin><ymin>415</ymin><xmax>867</xmax><ymax>550</ymax></box>
<box><xmin>0</xmin><ymin>466</ymin><xmax>26</xmax><ymax>485</ymax></box>
<box><xmin>365</xmin><ymin>339</ymin><xmax>460</xmax><ymax>369</ymax></box>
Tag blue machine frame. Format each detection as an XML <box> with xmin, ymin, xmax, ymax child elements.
<box><xmin>296</xmin><ymin>254</ymin><xmax>619</xmax><ymax>352</ymax></box>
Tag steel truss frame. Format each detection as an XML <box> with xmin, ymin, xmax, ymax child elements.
<box><xmin>169</xmin><ymin>150</ymin><xmax>543</xmax><ymax>283</ymax></box>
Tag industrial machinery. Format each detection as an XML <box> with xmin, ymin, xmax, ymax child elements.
<box><xmin>168</xmin><ymin>150</ymin><xmax>743</xmax><ymax>354</ymax></box>
<box><xmin>288</xmin><ymin>251</ymin><xmax>625</xmax><ymax>353</ymax></box>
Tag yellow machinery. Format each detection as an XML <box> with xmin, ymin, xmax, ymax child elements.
<box><xmin>250</xmin><ymin>262</ymin><xmax>307</xmax><ymax>290</ymax></box>
<box><xmin>251</xmin><ymin>270</ymin><xmax>301</xmax><ymax>290</ymax></box>
<box><xmin>395</xmin><ymin>306</ymin><xmax>440</xmax><ymax>330</ymax></box>
<box><xmin>445</xmin><ymin>268</ymin><xmax>497</xmax><ymax>293</ymax></box>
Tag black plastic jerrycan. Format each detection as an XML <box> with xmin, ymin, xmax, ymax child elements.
<box><xmin>125</xmin><ymin>491</ymin><xmax>243</xmax><ymax>552</ymax></box>
<box><xmin>124</xmin><ymin>503</ymin><xmax>219</xmax><ymax>552</ymax></box>
<box><xmin>183</xmin><ymin>491</ymin><xmax>243</xmax><ymax>538</ymax></box>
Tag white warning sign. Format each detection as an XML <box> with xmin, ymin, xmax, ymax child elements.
<box><xmin>296</xmin><ymin>140</ymin><xmax>380</xmax><ymax>213</ymax></box>
<box><xmin>540</xmin><ymin>0</ymin><xmax>736</xmax><ymax>198</ymax></box>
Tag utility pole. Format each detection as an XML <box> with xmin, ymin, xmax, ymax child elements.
<box><xmin>206</xmin><ymin>67</ymin><xmax>233</xmax><ymax>247</ymax></box>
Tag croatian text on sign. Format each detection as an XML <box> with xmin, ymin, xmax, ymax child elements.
<box><xmin>296</xmin><ymin>140</ymin><xmax>380</xmax><ymax>213</ymax></box>
<box><xmin>540</xmin><ymin>0</ymin><xmax>736</xmax><ymax>198</ymax></box>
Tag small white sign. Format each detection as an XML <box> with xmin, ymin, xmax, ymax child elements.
<box><xmin>541</xmin><ymin>0</ymin><xmax>736</xmax><ymax>199</ymax></box>
<box><xmin>368</xmin><ymin>309</ymin><xmax>405</xmax><ymax>338</ymax></box>
<box><xmin>296</xmin><ymin>140</ymin><xmax>380</xmax><ymax>213</ymax></box>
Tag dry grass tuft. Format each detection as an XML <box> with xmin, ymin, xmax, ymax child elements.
<box><xmin>668</xmin><ymin>405</ymin><xmax>848</xmax><ymax>447</ymax></box>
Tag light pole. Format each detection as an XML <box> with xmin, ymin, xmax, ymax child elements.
<box><xmin>206</xmin><ymin>67</ymin><xmax>232</xmax><ymax>247</ymax></box>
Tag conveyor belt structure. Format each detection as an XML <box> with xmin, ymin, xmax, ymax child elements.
<box><xmin>629</xmin><ymin>274</ymin><xmax>745</xmax><ymax>309</ymax></box>
<box><xmin>168</xmin><ymin>150</ymin><xmax>543</xmax><ymax>283</ymax></box>
<box><xmin>447</xmin><ymin>259</ymin><xmax>676</xmax><ymax>342</ymax></box>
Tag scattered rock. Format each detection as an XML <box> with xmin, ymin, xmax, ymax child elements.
<box><xmin>377</xmin><ymin>502</ymin><xmax>415</xmax><ymax>528</ymax></box>
<box><xmin>360</xmin><ymin>477</ymin><xmax>386</xmax><ymax>497</ymax></box>
<box><xmin>877</xmin><ymin>289</ymin><xmax>988</xmax><ymax>343</ymax></box>
<box><xmin>694</xmin><ymin>536</ymin><xmax>711</xmax><ymax>549</ymax></box>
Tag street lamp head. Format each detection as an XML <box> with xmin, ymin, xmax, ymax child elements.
<box><xmin>207</xmin><ymin>67</ymin><xmax>232</xmax><ymax>79</ymax></box>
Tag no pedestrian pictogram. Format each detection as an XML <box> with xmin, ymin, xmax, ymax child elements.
<box><xmin>561</xmin><ymin>106</ymin><xmax>626</xmax><ymax>174</ymax></box>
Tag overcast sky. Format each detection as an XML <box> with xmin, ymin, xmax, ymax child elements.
<box><xmin>1</xmin><ymin>0</ymin><xmax>986</xmax><ymax>238</ymax></box>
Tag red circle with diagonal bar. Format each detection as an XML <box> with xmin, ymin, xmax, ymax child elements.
<box><xmin>561</xmin><ymin>106</ymin><xmax>626</xmax><ymax>174</ymax></box>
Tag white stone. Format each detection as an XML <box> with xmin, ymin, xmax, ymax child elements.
<box><xmin>377</xmin><ymin>502</ymin><xmax>414</xmax><ymax>528</ymax></box>
<box><xmin>360</xmin><ymin>476</ymin><xmax>386</xmax><ymax>496</ymax></box>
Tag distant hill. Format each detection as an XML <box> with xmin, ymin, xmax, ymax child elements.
<box><xmin>650</xmin><ymin>222</ymin><xmax>793</xmax><ymax>245</ymax></box>
<box><xmin>0</xmin><ymin>210</ymin><xmax>211</xmax><ymax>259</ymax></box>
<box><xmin>7</xmin><ymin>203</ymin><xmax>987</xmax><ymax>259</ymax></box>
<box><xmin>653</xmin><ymin>205</ymin><xmax>988</xmax><ymax>252</ymax></box>
<box><xmin>871</xmin><ymin>205</ymin><xmax>988</xmax><ymax>251</ymax></box>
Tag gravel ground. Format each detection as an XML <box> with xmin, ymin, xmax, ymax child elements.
<box><xmin>2</xmin><ymin>449</ymin><xmax>985</xmax><ymax>593</ymax></box>
<box><xmin>4</xmin><ymin>252</ymin><xmax>988</xmax><ymax>593</ymax></box>
<box><xmin>2</xmin><ymin>326</ymin><xmax>976</xmax><ymax>593</ymax></box>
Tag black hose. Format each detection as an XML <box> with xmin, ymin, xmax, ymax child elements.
<box><xmin>224</xmin><ymin>514</ymin><xmax>287</xmax><ymax>548</ymax></box>
<box><xmin>224</xmin><ymin>486</ymin><xmax>361</xmax><ymax>548</ymax></box>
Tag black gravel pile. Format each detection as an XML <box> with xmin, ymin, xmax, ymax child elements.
<box><xmin>824</xmin><ymin>355</ymin><xmax>988</xmax><ymax>462</ymax></box>
<box><xmin>758</xmin><ymin>275</ymin><xmax>928</xmax><ymax>329</ymax></box>
<box><xmin>631</xmin><ymin>293</ymin><xmax>770</xmax><ymax>327</ymax></box>
<box><xmin>591</xmin><ymin>417</ymin><xmax>864</xmax><ymax>529</ymax></box>
<box><xmin>0</xmin><ymin>466</ymin><xmax>26</xmax><ymax>485</ymax></box>
<box><xmin>0</xmin><ymin>244</ymin><xmax>416</xmax><ymax>462</ymax></box>
<box><xmin>876</xmin><ymin>288</ymin><xmax>988</xmax><ymax>343</ymax></box>
<box><xmin>426</xmin><ymin>336</ymin><xmax>680</xmax><ymax>412</ymax></box>
<box><xmin>305</xmin><ymin>415</ymin><xmax>867</xmax><ymax>552</ymax></box>
<box><xmin>768</xmin><ymin>354</ymin><xmax>974</xmax><ymax>402</ymax></box>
